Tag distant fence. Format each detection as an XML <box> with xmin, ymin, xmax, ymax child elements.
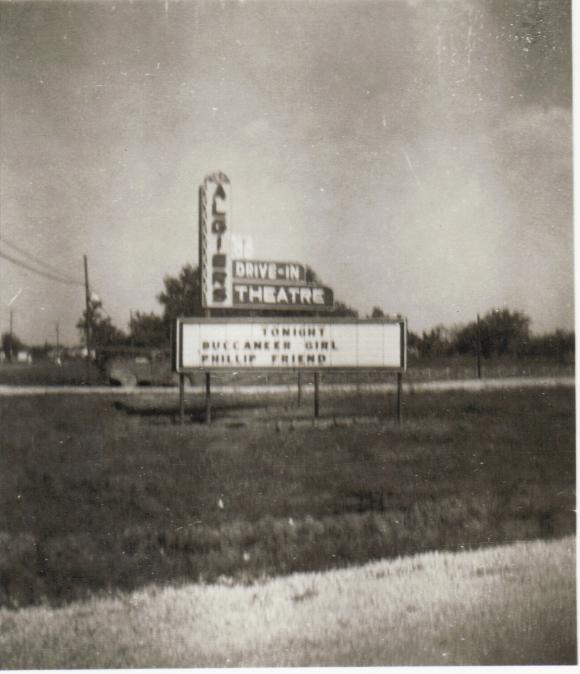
<box><xmin>405</xmin><ymin>363</ymin><xmax>575</xmax><ymax>382</ymax></box>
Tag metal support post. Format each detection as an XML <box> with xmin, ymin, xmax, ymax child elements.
<box><xmin>205</xmin><ymin>372</ymin><xmax>212</xmax><ymax>425</ymax></box>
<box><xmin>297</xmin><ymin>371</ymin><xmax>302</xmax><ymax>407</ymax></box>
<box><xmin>396</xmin><ymin>372</ymin><xmax>403</xmax><ymax>426</ymax></box>
<box><xmin>179</xmin><ymin>374</ymin><xmax>185</xmax><ymax>425</ymax></box>
<box><xmin>314</xmin><ymin>371</ymin><xmax>320</xmax><ymax>418</ymax></box>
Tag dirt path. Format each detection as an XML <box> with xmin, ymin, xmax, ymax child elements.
<box><xmin>0</xmin><ymin>536</ymin><xmax>575</xmax><ymax>668</ymax></box>
<box><xmin>0</xmin><ymin>375</ymin><xmax>573</xmax><ymax>396</ymax></box>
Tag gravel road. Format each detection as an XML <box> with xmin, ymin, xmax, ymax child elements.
<box><xmin>0</xmin><ymin>376</ymin><xmax>573</xmax><ymax>396</ymax></box>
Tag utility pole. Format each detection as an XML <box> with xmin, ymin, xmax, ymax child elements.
<box><xmin>476</xmin><ymin>313</ymin><xmax>482</xmax><ymax>379</ymax></box>
<box><xmin>9</xmin><ymin>308</ymin><xmax>13</xmax><ymax>362</ymax></box>
<box><xmin>83</xmin><ymin>254</ymin><xmax>91</xmax><ymax>384</ymax></box>
<box><xmin>55</xmin><ymin>321</ymin><xmax>60</xmax><ymax>362</ymax></box>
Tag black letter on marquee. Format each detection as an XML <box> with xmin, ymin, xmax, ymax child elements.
<box><xmin>212</xmin><ymin>184</ymin><xmax>227</xmax><ymax>214</ymax></box>
<box><xmin>212</xmin><ymin>254</ymin><xmax>226</xmax><ymax>269</ymax></box>
<box><xmin>212</xmin><ymin>216</ymin><xmax>226</xmax><ymax>234</ymax></box>
<box><xmin>213</xmin><ymin>287</ymin><xmax>227</xmax><ymax>302</ymax></box>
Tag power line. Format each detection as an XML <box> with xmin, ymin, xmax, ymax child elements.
<box><xmin>2</xmin><ymin>241</ymin><xmax>116</xmax><ymax>338</ymax></box>
<box><xmin>0</xmin><ymin>236</ymin><xmax>84</xmax><ymax>284</ymax></box>
<box><xmin>0</xmin><ymin>249</ymin><xmax>84</xmax><ymax>287</ymax></box>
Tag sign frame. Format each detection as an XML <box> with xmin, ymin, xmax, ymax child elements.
<box><xmin>175</xmin><ymin>316</ymin><xmax>407</xmax><ymax>373</ymax></box>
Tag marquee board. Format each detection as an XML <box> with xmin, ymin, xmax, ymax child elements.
<box><xmin>175</xmin><ymin>317</ymin><xmax>407</xmax><ymax>372</ymax></box>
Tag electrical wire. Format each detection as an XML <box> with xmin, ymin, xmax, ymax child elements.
<box><xmin>0</xmin><ymin>235</ymin><xmax>84</xmax><ymax>284</ymax></box>
<box><xmin>2</xmin><ymin>237</ymin><xmax>118</xmax><ymax>324</ymax></box>
<box><xmin>0</xmin><ymin>249</ymin><xmax>85</xmax><ymax>287</ymax></box>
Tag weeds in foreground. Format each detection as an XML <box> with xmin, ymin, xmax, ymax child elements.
<box><xmin>0</xmin><ymin>537</ymin><xmax>575</xmax><ymax>667</ymax></box>
<box><xmin>0</xmin><ymin>387</ymin><xmax>574</xmax><ymax>607</ymax></box>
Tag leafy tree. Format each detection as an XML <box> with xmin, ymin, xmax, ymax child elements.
<box><xmin>407</xmin><ymin>330</ymin><xmax>421</xmax><ymax>352</ymax></box>
<box><xmin>524</xmin><ymin>329</ymin><xmax>575</xmax><ymax>361</ymax></box>
<box><xmin>332</xmin><ymin>301</ymin><xmax>358</xmax><ymax>318</ymax></box>
<box><xmin>454</xmin><ymin>308</ymin><xmax>531</xmax><ymax>358</ymax></box>
<box><xmin>1</xmin><ymin>332</ymin><xmax>24</xmax><ymax>361</ymax></box>
<box><xmin>305</xmin><ymin>265</ymin><xmax>322</xmax><ymax>284</ymax></box>
<box><xmin>370</xmin><ymin>307</ymin><xmax>385</xmax><ymax>318</ymax></box>
<box><xmin>76</xmin><ymin>297</ymin><xmax>126</xmax><ymax>348</ymax></box>
<box><xmin>129</xmin><ymin>311</ymin><xmax>168</xmax><ymax>347</ymax></box>
<box><xmin>418</xmin><ymin>325</ymin><xmax>454</xmax><ymax>357</ymax></box>
<box><xmin>157</xmin><ymin>264</ymin><xmax>202</xmax><ymax>322</ymax></box>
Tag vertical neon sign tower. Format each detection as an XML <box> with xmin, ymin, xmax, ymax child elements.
<box><xmin>199</xmin><ymin>172</ymin><xmax>232</xmax><ymax>309</ymax></box>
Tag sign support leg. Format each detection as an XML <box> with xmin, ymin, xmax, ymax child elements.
<box><xmin>205</xmin><ymin>372</ymin><xmax>212</xmax><ymax>425</ymax></box>
<box><xmin>297</xmin><ymin>371</ymin><xmax>302</xmax><ymax>407</ymax></box>
<box><xmin>179</xmin><ymin>373</ymin><xmax>185</xmax><ymax>425</ymax></box>
<box><xmin>396</xmin><ymin>372</ymin><xmax>403</xmax><ymax>426</ymax></box>
<box><xmin>314</xmin><ymin>371</ymin><xmax>320</xmax><ymax>418</ymax></box>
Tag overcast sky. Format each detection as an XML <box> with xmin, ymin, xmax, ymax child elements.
<box><xmin>0</xmin><ymin>0</ymin><xmax>573</xmax><ymax>345</ymax></box>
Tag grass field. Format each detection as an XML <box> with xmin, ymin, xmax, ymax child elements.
<box><xmin>0</xmin><ymin>360</ymin><xmax>102</xmax><ymax>385</ymax></box>
<box><xmin>0</xmin><ymin>535</ymin><xmax>575</xmax><ymax>667</ymax></box>
<box><xmin>0</xmin><ymin>385</ymin><xmax>574</xmax><ymax>609</ymax></box>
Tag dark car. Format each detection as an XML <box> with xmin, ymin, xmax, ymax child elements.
<box><xmin>105</xmin><ymin>349</ymin><xmax>193</xmax><ymax>387</ymax></box>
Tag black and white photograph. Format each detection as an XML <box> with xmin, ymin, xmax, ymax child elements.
<box><xmin>0</xmin><ymin>0</ymin><xmax>575</xmax><ymax>668</ymax></box>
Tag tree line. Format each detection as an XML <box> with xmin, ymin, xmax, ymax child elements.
<box><xmin>1</xmin><ymin>263</ymin><xmax>574</xmax><ymax>361</ymax></box>
<box><xmin>405</xmin><ymin>309</ymin><xmax>574</xmax><ymax>361</ymax></box>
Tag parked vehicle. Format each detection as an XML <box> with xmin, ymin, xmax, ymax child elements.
<box><xmin>104</xmin><ymin>349</ymin><xmax>192</xmax><ymax>387</ymax></box>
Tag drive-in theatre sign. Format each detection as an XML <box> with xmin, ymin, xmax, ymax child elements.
<box><xmin>180</xmin><ymin>172</ymin><xmax>408</xmax><ymax>423</ymax></box>
<box><xmin>176</xmin><ymin>317</ymin><xmax>406</xmax><ymax>371</ymax></box>
<box><xmin>199</xmin><ymin>173</ymin><xmax>334</xmax><ymax>311</ymax></box>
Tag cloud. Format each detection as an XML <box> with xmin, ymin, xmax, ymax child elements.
<box><xmin>491</xmin><ymin>105</ymin><xmax>572</xmax><ymax>238</ymax></box>
<box><xmin>494</xmin><ymin>106</ymin><xmax>572</xmax><ymax>158</ymax></box>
